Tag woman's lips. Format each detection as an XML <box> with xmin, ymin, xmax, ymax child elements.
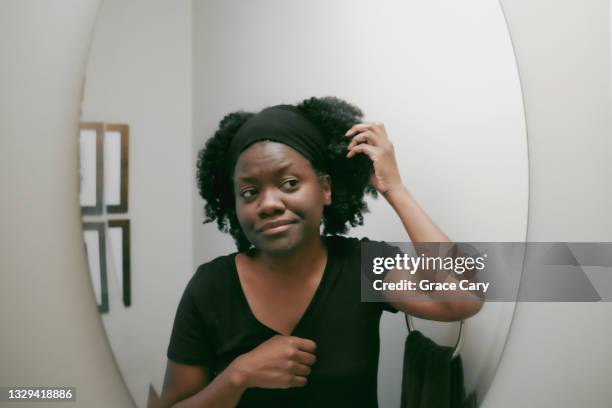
<box><xmin>258</xmin><ymin>220</ymin><xmax>296</xmax><ymax>236</ymax></box>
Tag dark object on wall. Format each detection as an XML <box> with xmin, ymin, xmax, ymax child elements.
<box><xmin>401</xmin><ymin>330</ymin><xmax>477</xmax><ymax>408</ymax></box>
<box><xmin>82</xmin><ymin>222</ymin><xmax>109</xmax><ymax>313</ymax></box>
<box><xmin>79</xmin><ymin>122</ymin><xmax>104</xmax><ymax>215</ymax></box>
<box><xmin>80</xmin><ymin>121</ymin><xmax>131</xmax><ymax>314</ymax></box>
<box><xmin>108</xmin><ymin>219</ymin><xmax>131</xmax><ymax>307</ymax></box>
<box><xmin>104</xmin><ymin>123</ymin><xmax>129</xmax><ymax>213</ymax></box>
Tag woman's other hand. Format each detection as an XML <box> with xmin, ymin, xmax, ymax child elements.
<box><xmin>229</xmin><ymin>335</ymin><xmax>317</xmax><ymax>389</ymax></box>
<box><xmin>345</xmin><ymin>122</ymin><xmax>403</xmax><ymax>195</ymax></box>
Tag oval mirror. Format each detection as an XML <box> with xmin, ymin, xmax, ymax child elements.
<box><xmin>80</xmin><ymin>1</ymin><xmax>527</xmax><ymax>406</ymax></box>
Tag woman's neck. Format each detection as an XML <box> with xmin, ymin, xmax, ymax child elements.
<box><xmin>255</xmin><ymin>236</ymin><xmax>327</xmax><ymax>280</ymax></box>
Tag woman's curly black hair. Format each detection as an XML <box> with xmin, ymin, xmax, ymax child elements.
<box><xmin>196</xmin><ymin>96</ymin><xmax>377</xmax><ymax>252</ymax></box>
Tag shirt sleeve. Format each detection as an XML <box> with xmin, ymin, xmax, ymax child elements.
<box><xmin>359</xmin><ymin>237</ymin><xmax>400</xmax><ymax>314</ymax></box>
<box><xmin>166</xmin><ymin>275</ymin><xmax>215</xmax><ymax>366</ymax></box>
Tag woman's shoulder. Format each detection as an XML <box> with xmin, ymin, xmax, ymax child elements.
<box><xmin>326</xmin><ymin>234</ymin><xmax>403</xmax><ymax>256</ymax></box>
<box><xmin>325</xmin><ymin>234</ymin><xmax>360</xmax><ymax>249</ymax></box>
<box><xmin>325</xmin><ymin>234</ymin><xmax>380</xmax><ymax>256</ymax></box>
<box><xmin>195</xmin><ymin>252</ymin><xmax>237</xmax><ymax>272</ymax></box>
<box><xmin>186</xmin><ymin>252</ymin><xmax>237</xmax><ymax>296</ymax></box>
<box><xmin>325</xmin><ymin>234</ymin><xmax>383</xmax><ymax>247</ymax></box>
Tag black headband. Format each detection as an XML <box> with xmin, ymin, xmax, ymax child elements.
<box><xmin>227</xmin><ymin>105</ymin><xmax>329</xmax><ymax>174</ymax></box>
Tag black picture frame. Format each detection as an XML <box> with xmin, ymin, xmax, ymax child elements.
<box><xmin>108</xmin><ymin>219</ymin><xmax>131</xmax><ymax>307</ymax></box>
<box><xmin>79</xmin><ymin>122</ymin><xmax>104</xmax><ymax>215</ymax></box>
<box><xmin>82</xmin><ymin>222</ymin><xmax>109</xmax><ymax>313</ymax></box>
<box><xmin>105</xmin><ymin>123</ymin><xmax>129</xmax><ymax>213</ymax></box>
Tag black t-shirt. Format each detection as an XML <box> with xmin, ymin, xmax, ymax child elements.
<box><xmin>167</xmin><ymin>235</ymin><xmax>399</xmax><ymax>407</ymax></box>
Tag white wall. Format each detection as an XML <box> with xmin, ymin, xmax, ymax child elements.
<box><xmin>0</xmin><ymin>1</ymin><xmax>610</xmax><ymax>407</ymax></box>
<box><xmin>191</xmin><ymin>1</ymin><xmax>527</xmax><ymax>407</ymax></box>
<box><xmin>81</xmin><ymin>1</ymin><xmax>193</xmax><ymax>406</ymax></box>
<box><xmin>482</xmin><ymin>1</ymin><xmax>612</xmax><ymax>407</ymax></box>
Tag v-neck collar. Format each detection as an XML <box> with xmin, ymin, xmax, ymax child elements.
<box><xmin>231</xmin><ymin>237</ymin><xmax>334</xmax><ymax>337</ymax></box>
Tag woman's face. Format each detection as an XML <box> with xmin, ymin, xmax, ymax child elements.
<box><xmin>232</xmin><ymin>141</ymin><xmax>331</xmax><ymax>256</ymax></box>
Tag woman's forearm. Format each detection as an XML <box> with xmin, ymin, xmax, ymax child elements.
<box><xmin>170</xmin><ymin>364</ymin><xmax>246</xmax><ymax>408</ymax></box>
<box><xmin>383</xmin><ymin>184</ymin><xmax>484</xmax><ymax>318</ymax></box>
<box><xmin>383</xmin><ymin>184</ymin><xmax>450</xmax><ymax>243</ymax></box>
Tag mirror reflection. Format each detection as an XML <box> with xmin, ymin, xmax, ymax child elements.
<box><xmin>80</xmin><ymin>1</ymin><xmax>527</xmax><ymax>406</ymax></box>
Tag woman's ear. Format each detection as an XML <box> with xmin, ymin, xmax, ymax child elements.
<box><xmin>320</xmin><ymin>174</ymin><xmax>332</xmax><ymax>206</ymax></box>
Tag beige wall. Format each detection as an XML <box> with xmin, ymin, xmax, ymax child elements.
<box><xmin>0</xmin><ymin>1</ymin><xmax>134</xmax><ymax>407</ymax></box>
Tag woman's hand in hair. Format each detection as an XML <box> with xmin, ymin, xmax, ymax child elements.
<box><xmin>228</xmin><ymin>335</ymin><xmax>317</xmax><ymax>390</ymax></box>
<box><xmin>345</xmin><ymin>122</ymin><xmax>403</xmax><ymax>195</ymax></box>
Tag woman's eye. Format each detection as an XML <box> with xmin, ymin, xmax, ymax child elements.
<box><xmin>282</xmin><ymin>179</ymin><xmax>299</xmax><ymax>190</ymax></box>
<box><xmin>240</xmin><ymin>189</ymin><xmax>257</xmax><ymax>199</ymax></box>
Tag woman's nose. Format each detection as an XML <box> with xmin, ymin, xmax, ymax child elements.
<box><xmin>257</xmin><ymin>188</ymin><xmax>285</xmax><ymax>217</ymax></box>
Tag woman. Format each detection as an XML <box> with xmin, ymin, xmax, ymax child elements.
<box><xmin>159</xmin><ymin>97</ymin><xmax>482</xmax><ymax>407</ymax></box>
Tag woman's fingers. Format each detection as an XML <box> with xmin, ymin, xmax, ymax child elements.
<box><xmin>345</xmin><ymin>122</ymin><xmax>385</xmax><ymax>135</ymax></box>
<box><xmin>293</xmin><ymin>350</ymin><xmax>316</xmax><ymax>366</ymax></box>
<box><xmin>284</xmin><ymin>362</ymin><xmax>311</xmax><ymax>388</ymax></box>
<box><xmin>290</xmin><ymin>362</ymin><xmax>312</xmax><ymax>376</ymax></box>
<box><xmin>287</xmin><ymin>336</ymin><xmax>316</xmax><ymax>353</ymax></box>
<box><xmin>282</xmin><ymin>360</ymin><xmax>312</xmax><ymax>389</ymax></box>
<box><xmin>241</xmin><ymin>335</ymin><xmax>319</xmax><ymax>390</ymax></box>
<box><xmin>347</xmin><ymin>142</ymin><xmax>378</xmax><ymax>159</ymax></box>
<box><xmin>345</xmin><ymin>122</ymin><xmax>387</xmax><ymax>140</ymax></box>
<box><xmin>347</xmin><ymin>130</ymin><xmax>378</xmax><ymax>150</ymax></box>
<box><xmin>288</xmin><ymin>375</ymin><xmax>308</xmax><ymax>388</ymax></box>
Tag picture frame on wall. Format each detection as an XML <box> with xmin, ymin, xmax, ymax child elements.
<box><xmin>108</xmin><ymin>219</ymin><xmax>131</xmax><ymax>307</ymax></box>
<box><xmin>82</xmin><ymin>222</ymin><xmax>109</xmax><ymax>313</ymax></box>
<box><xmin>104</xmin><ymin>123</ymin><xmax>129</xmax><ymax>213</ymax></box>
<box><xmin>79</xmin><ymin>122</ymin><xmax>104</xmax><ymax>215</ymax></box>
